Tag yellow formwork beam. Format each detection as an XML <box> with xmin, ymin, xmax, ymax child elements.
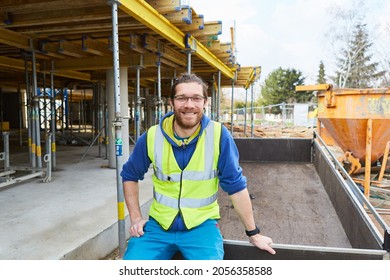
<box><xmin>146</xmin><ymin>0</ymin><xmax>181</xmax><ymax>14</ymax></box>
<box><xmin>244</xmin><ymin>67</ymin><xmax>261</xmax><ymax>90</ymax></box>
<box><xmin>0</xmin><ymin>56</ymin><xmax>91</xmax><ymax>81</ymax></box>
<box><xmin>0</xmin><ymin>56</ymin><xmax>27</xmax><ymax>71</ymax></box>
<box><xmin>118</xmin><ymin>0</ymin><xmax>234</xmax><ymax>79</ymax></box>
<box><xmin>53</xmin><ymin>70</ymin><xmax>91</xmax><ymax>81</ymax></box>
<box><xmin>0</xmin><ymin>27</ymin><xmax>30</xmax><ymax>49</ymax></box>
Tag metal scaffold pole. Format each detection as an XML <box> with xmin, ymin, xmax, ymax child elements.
<box><xmin>244</xmin><ymin>88</ymin><xmax>248</xmax><ymax>137</ymax></box>
<box><xmin>110</xmin><ymin>0</ymin><xmax>126</xmax><ymax>258</ymax></box>
<box><xmin>186</xmin><ymin>51</ymin><xmax>191</xmax><ymax>74</ymax></box>
<box><xmin>135</xmin><ymin>66</ymin><xmax>141</xmax><ymax>141</ymax></box>
<box><xmin>211</xmin><ymin>75</ymin><xmax>216</xmax><ymax>121</ymax></box>
<box><xmin>24</xmin><ymin>56</ymin><xmax>33</xmax><ymax>164</ymax></box>
<box><xmin>156</xmin><ymin>54</ymin><xmax>162</xmax><ymax>123</ymax></box>
<box><xmin>230</xmin><ymin>79</ymin><xmax>235</xmax><ymax>135</ymax></box>
<box><xmin>31</xmin><ymin>45</ymin><xmax>42</xmax><ymax>169</ymax></box>
<box><xmin>50</xmin><ymin>61</ymin><xmax>57</xmax><ymax>170</ymax></box>
<box><xmin>97</xmin><ymin>81</ymin><xmax>104</xmax><ymax>157</ymax></box>
<box><xmin>217</xmin><ymin>70</ymin><xmax>221</xmax><ymax>122</ymax></box>
<box><xmin>250</xmin><ymin>84</ymin><xmax>254</xmax><ymax>137</ymax></box>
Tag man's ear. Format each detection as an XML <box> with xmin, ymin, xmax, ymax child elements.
<box><xmin>169</xmin><ymin>98</ymin><xmax>174</xmax><ymax>108</ymax></box>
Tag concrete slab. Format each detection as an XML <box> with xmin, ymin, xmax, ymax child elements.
<box><xmin>0</xmin><ymin>144</ymin><xmax>153</xmax><ymax>260</ymax></box>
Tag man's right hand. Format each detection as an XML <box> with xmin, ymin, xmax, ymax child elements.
<box><xmin>129</xmin><ymin>217</ymin><xmax>148</xmax><ymax>237</ymax></box>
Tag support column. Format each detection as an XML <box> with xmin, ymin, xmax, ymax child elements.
<box><xmin>187</xmin><ymin>51</ymin><xmax>192</xmax><ymax>74</ymax></box>
<box><xmin>42</xmin><ymin>62</ymin><xmax>48</xmax><ymax>132</ymax></box>
<box><xmin>106</xmin><ymin>69</ymin><xmax>115</xmax><ymax>168</ymax></box>
<box><xmin>50</xmin><ymin>61</ymin><xmax>57</xmax><ymax>170</ymax></box>
<box><xmin>97</xmin><ymin>81</ymin><xmax>104</xmax><ymax>157</ymax></box>
<box><xmin>120</xmin><ymin>67</ymin><xmax>129</xmax><ymax>160</ymax></box>
<box><xmin>156</xmin><ymin>55</ymin><xmax>162</xmax><ymax>123</ymax></box>
<box><xmin>106</xmin><ymin>67</ymin><xmax>129</xmax><ymax>168</ymax></box>
<box><xmin>25</xmin><ymin>55</ymin><xmax>33</xmax><ymax>166</ymax></box>
<box><xmin>244</xmin><ymin>88</ymin><xmax>248</xmax><ymax>137</ymax></box>
<box><xmin>18</xmin><ymin>85</ymin><xmax>23</xmax><ymax>147</ymax></box>
<box><xmin>110</xmin><ymin>0</ymin><xmax>126</xmax><ymax>258</ymax></box>
<box><xmin>250</xmin><ymin>84</ymin><xmax>254</xmax><ymax>137</ymax></box>
<box><xmin>211</xmin><ymin>75</ymin><xmax>216</xmax><ymax>121</ymax></box>
<box><xmin>31</xmin><ymin>47</ymin><xmax>42</xmax><ymax>169</ymax></box>
<box><xmin>230</xmin><ymin>79</ymin><xmax>235</xmax><ymax>135</ymax></box>
<box><xmin>145</xmin><ymin>88</ymin><xmax>153</xmax><ymax>129</ymax></box>
<box><xmin>135</xmin><ymin>66</ymin><xmax>141</xmax><ymax>141</ymax></box>
<box><xmin>217</xmin><ymin>70</ymin><xmax>221</xmax><ymax>122</ymax></box>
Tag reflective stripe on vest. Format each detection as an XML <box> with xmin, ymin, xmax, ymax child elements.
<box><xmin>153</xmin><ymin>190</ymin><xmax>218</xmax><ymax>209</ymax></box>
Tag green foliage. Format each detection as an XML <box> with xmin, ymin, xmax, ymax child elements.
<box><xmin>332</xmin><ymin>23</ymin><xmax>385</xmax><ymax>88</ymax></box>
<box><xmin>317</xmin><ymin>61</ymin><xmax>327</xmax><ymax>84</ymax></box>
<box><xmin>259</xmin><ymin>67</ymin><xmax>312</xmax><ymax>111</ymax></box>
<box><xmin>234</xmin><ymin>100</ymin><xmax>246</xmax><ymax>109</ymax></box>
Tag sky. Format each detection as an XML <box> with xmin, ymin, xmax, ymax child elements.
<box><xmin>191</xmin><ymin>0</ymin><xmax>390</xmax><ymax>87</ymax></box>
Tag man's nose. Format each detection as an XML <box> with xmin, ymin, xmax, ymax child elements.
<box><xmin>184</xmin><ymin>98</ymin><xmax>196</xmax><ymax>106</ymax></box>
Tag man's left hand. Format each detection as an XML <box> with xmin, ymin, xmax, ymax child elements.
<box><xmin>249</xmin><ymin>234</ymin><xmax>276</xmax><ymax>255</ymax></box>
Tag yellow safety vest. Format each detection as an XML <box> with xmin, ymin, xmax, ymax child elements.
<box><xmin>147</xmin><ymin>121</ymin><xmax>222</xmax><ymax>230</ymax></box>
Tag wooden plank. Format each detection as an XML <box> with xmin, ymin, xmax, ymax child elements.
<box><xmin>146</xmin><ymin>0</ymin><xmax>181</xmax><ymax>13</ymax></box>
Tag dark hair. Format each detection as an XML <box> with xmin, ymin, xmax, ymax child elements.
<box><xmin>170</xmin><ymin>73</ymin><xmax>208</xmax><ymax>100</ymax></box>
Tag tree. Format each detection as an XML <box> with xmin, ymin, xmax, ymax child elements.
<box><xmin>317</xmin><ymin>61</ymin><xmax>327</xmax><ymax>84</ymax></box>
<box><xmin>333</xmin><ymin>23</ymin><xmax>384</xmax><ymax>88</ymax></box>
<box><xmin>325</xmin><ymin>0</ymin><xmax>385</xmax><ymax>88</ymax></box>
<box><xmin>259</xmin><ymin>68</ymin><xmax>312</xmax><ymax>113</ymax></box>
<box><xmin>234</xmin><ymin>100</ymin><xmax>246</xmax><ymax>109</ymax></box>
<box><xmin>377</xmin><ymin>23</ymin><xmax>390</xmax><ymax>86</ymax></box>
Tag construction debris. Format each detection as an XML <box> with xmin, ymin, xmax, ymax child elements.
<box><xmin>223</xmin><ymin>123</ymin><xmax>315</xmax><ymax>138</ymax></box>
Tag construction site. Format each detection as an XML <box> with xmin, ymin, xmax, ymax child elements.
<box><xmin>0</xmin><ymin>0</ymin><xmax>389</xmax><ymax>261</ymax></box>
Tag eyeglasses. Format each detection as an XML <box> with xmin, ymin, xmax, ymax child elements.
<box><xmin>174</xmin><ymin>95</ymin><xmax>205</xmax><ymax>104</ymax></box>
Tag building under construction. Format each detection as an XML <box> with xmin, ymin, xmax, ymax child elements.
<box><xmin>0</xmin><ymin>0</ymin><xmax>389</xmax><ymax>260</ymax></box>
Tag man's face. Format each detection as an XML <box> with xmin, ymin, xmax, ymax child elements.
<box><xmin>170</xmin><ymin>82</ymin><xmax>207</xmax><ymax>129</ymax></box>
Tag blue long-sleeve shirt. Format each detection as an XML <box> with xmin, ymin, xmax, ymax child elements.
<box><xmin>120</xmin><ymin>112</ymin><xmax>247</xmax><ymax>230</ymax></box>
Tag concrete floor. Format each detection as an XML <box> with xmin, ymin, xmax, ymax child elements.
<box><xmin>0</xmin><ymin>143</ymin><xmax>153</xmax><ymax>260</ymax></box>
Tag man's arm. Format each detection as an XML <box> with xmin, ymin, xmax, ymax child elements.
<box><xmin>123</xmin><ymin>181</ymin><xmax>148</xmax><ymax>237</ymax></box>
<box><xmin>229</xmin><ymin>188</ymin><xmax>276</xmax><ymax>255</ymax></box>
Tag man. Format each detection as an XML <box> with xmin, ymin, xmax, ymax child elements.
<box><xmin>121</xmin><ymin>73</ymin><xmax>275</xmax><ymax>260</ymax></box>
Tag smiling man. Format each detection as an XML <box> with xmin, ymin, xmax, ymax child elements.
<box><xmin>120</xmin><ymin>73</ymin><xmax>275</xmax><ymax>260</ymax></box>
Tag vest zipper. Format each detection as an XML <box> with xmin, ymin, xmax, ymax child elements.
<box><xmin>178</xmin><ymin>170</ymin><xmax>189</xmax><ymax>229</ymax></box>
<box><xmin>179</xmin><ymin>140</ymin><xmax>185</xmax><ymax>221</ymax></box>
<box><xmin>166</xmin><ymin>171</ymin><xmax>184</xmax><ymax>231</ymax></box>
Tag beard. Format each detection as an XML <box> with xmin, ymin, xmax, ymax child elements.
<box><xmin>173</xmin><ymin>108</ymin><xmax>203</xmax><ymax>129</ymax></box>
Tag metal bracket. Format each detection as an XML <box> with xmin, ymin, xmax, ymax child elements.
<box><xmin>81</xmin><ymin>35</ymin><xmax>87</xmax><ymax>51</ymax></box>
<box><xmin>325</xmin><ymin>90</ymin><xmax>336</xmax><ymax>108</ymax></box>
<box><xmin>184</xmin><ymin>34</ymin><xmax>197</xmax><ymax>51</ymax></box>
<box><xmin>112</xmin><ymin>120</ymin><xmax>122</xmax><ymax>127</ymax></box>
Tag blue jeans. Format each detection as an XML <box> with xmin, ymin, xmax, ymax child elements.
<box><xmin>123</xmin><ymin>218</ymin><xmax>224</xmax><ymax>260</ymax></box>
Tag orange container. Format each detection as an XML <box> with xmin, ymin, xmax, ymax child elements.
<box><xmin>316</xmin><ymin>87</ymin><xmax>390</xmax><ymax>164</ymax></box>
